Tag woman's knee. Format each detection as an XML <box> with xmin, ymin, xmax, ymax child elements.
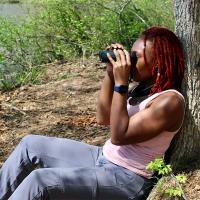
<box><xmin>25</xmin><ymin>169</ymin><xmax>61</xmax><ymax>190</ymax></box>
<box><xmin>10</xmin><ymin>169</ymin><xmax>60</xmax><ymax>199</ymax></box>
<box><xmin>27</xmin><ymin>169</ymin><xmax>46</xmax><ymax>186</ymax></box>
<box><xmin>20</xmin><ymin>134</ymin><xmax>43</xmax><ymax>149</ymax></box>
<box><xmin>17</xmin><ymin>134</ymin><xmax>44</xmax><ymax>160</ymax></box>
<box><xmin>20</xmin><ymin>134</ymin><xmax>36</xmax><ymax>145</ymax></box>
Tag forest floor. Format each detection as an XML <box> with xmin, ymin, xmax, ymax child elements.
<box><xmin>0</xmin><ymin>58</ymin><xmax>200</xmax><ymax>199</ymax></box>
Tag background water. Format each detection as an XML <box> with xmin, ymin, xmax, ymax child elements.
<box><xmin>0</xmin><ymin>3</ymin><xmax>32</xmax><ymax>79</ymax></box>
<box><xmin>0</xmin><ymin>3</ymin><xmax>34</xmax><ymax>18</ymax></box>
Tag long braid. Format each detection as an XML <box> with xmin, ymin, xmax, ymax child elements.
<box><xmin>141</xmin><ymin>27</ymin><xmax>185</xmax><ymax>95</ymax></box>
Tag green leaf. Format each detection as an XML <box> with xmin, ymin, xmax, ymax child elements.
<box><xmin>176</xmin><ymin>175</ymin><xmax>187</xmax><ymax>184</ymax></box>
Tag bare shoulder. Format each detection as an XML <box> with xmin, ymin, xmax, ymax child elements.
<box><xmin>154</xmin><ymin>90</ymin><xmax>184</xmax><ymax>106</ymax></box>
<box><xmin>149</xmin><ymin>91</ymin><xmax>185</xmax><ymax>131</ymax></box>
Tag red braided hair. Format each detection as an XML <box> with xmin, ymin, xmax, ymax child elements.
<box><xmin>141</xmin><ymin>26</ymin><xmax>185</xmax><ymax>94</ymax></box>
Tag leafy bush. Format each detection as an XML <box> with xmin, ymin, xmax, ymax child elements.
<box><xmin>146</xmin><ymin>158</ymin><xmax>187</xmax><ymax>199</ymax></box>
<box><xmin>0</xmin><ymin>0</ymin><xmax>174</xmax><ymax>90</ymax></box>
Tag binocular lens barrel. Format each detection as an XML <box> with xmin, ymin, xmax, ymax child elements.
<box><xmin>98</xmin><ymin>50</ymin><xmax>116</xmax><ymax>62</ymax></box>
<box><xmin>98</xmin><ymin>50</ymin><xmax>137</xmax><ymax>68</ymax></box>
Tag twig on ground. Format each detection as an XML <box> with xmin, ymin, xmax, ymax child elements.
<box><xmin>1</xmin><ymin>103</ymin><xmax>26</xmax><ymax>115</ymax></box>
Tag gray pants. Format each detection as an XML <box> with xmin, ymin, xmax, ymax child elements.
<box><xmin>0</xmin><ymin>134</ymin><xmax>153</xmax><ymax>200</ymax></box>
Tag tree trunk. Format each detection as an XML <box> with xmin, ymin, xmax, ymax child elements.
<box><xmin>169</xmin><ymin>0</ymin><xmax>200</xmax><ymax>170</ymax></box>
<box><xmin>147</xmin><ymin>1</ymin><xmax>200</xmax><ymax>199</ymax></box>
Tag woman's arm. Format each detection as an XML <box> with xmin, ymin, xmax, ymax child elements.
<box><xmin>107</xmin><ymin>48</ymin><xmax>185</xmax><ymax>145</ymax></box>
<box><xmin>96</xmin><ymin>71</ymin><xmax>114</xmax><ymax>125</ymax></box>
<box><xmin>110</xmin><ymin>91</ymin><xmax>185</xmax><ymax>145</ymax></box>
<box><xmin>96</xmin><ymin>43</ymin><xmax>126</xmax><ymax>125</ymax></box>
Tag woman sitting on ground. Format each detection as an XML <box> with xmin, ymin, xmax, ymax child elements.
<box><xmin>0</xmin><ymin>26</ymin><xmax>185</xmax><ymax>200</ymax></box>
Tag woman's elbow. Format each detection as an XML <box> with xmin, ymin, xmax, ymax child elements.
<box><xmin>110</xmin><ymin>138</ymin><xmax>123</xmax><ymax>145</ymax></box>
<box><xmin>110</xmin><ymin>134</ymin><xmax>130</xmax><ymax>145</ymax></box>
<box><xmin>96</xmin><ymin>115</ymin><xmax>110</xmax><ymax>125</ymax></box>
<box><xmin>96</xmin><ymin>118</ymin><xmax>110</xmax><ymax>125</ymax></box>
<box><xmin>110</xmin><ymin>134</ymin><xmax>124</xmax><ymax>145</ymax></box>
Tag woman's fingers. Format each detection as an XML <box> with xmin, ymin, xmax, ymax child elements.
<box><xmin>115</xmin><ymin>43</ymin><xmax>124</xmax><ymax>50</ymax></box>
<box><xmin>110</xmin><ymin>43</ymin><xmax>124</xmax><ymax>50</ymax></box>
<box><xmin>106</xmin><ymin>44</ymin><xmax>130</xmax><ymax>70</ymax></box>
<box><xmin>123</xmin><ymin>49</ymin><xmax>131</xmax><ymax>67</ymax></box>
<box><xmin>113</xmin><ymin>49</ymin><xmax>120</xmax><ymax>62</ymax></box>
<box><xmin>117</xmin><ymin>49</ymin><xmax>126</xmax><ymax>66</ymax></box>
<box><xmin>107</xmin><ymin>49</ymin><xmax>121</xmax><ymax>69</ymax></box>
<box><xmin>108</xmin><ymin>49</ymin><xmax>130</xmax><ymax>67</ymax></box>
<box><xmin>107</xmin><ymin>52</ymin><xmax>116</xmax><ymax>66</ymax></box>
<box><xmin>106</xmin><ymin>45</ymin><xmax>111</xmax><ymax>50</ymax></box>
<box><xmin>115</xmin><ymin>49</ymin><xmax>131</xmax><ymax>68</ymax></box>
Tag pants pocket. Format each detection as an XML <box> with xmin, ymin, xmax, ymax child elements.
<box><xmin>114</xmin><ymin>170</ymin><xmax>145</xmax><ymax>200</ymax></box>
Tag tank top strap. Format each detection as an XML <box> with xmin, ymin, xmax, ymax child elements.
<box><xmin>139</xmin><ymin>89</ymin><xmax>185</xmax><ymax>111</ymax></box>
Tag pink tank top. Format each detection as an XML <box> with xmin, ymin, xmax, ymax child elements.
<box><xmin>103</xmin><ymin>89</ymin><xmax>185</xmax><ymax>178</ymax></box>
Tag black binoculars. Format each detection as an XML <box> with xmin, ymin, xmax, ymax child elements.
<box><xmin>98</xmin><ymin>50</ymin><xmax>138</xmax><ymax>69</ymax></box>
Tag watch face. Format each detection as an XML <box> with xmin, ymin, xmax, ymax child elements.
<box><xmin>120</xmin><ymin>86</ymin><xmax>128</xmax><ymax>93</ymax></box>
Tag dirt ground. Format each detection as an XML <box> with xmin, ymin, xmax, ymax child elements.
<box><xmin>0</xmin><ymin>58</ymin><xmax>110</xmax><ymax>164</ymax></box>
<box><xmin>0</xmin><ymin>58</ymin><xmax>200</xmax><ymax>199</ymax></box>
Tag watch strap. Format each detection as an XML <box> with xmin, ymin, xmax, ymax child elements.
<box><xmin>114</xmin><ymin>85</ymin><xmax>128</xmax><ymax>94</ymax></box>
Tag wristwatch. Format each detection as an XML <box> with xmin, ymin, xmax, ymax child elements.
<box><xmin>114</xmin><ymin>85</ymin><xmax>129</xmax><ymax>94</ymax></box>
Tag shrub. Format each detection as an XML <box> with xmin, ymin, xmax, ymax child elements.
<box><xmin>0</xmin><ymin>0</ymin><xmax>174</xmax><ymax>90</ymax></box>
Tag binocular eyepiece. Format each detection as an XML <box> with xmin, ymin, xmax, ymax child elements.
<box><xmin>98</xmin><ymin>50</ymin><xmax>138</xmax><ymax>69</ymax></box>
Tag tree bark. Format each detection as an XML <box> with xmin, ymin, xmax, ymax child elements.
<box><xmin>147</xmin><ymin>1</ymin><xmax>200</xmax><ymax>199</ymax></box>
<box><xmin>169</xmin><ymin>0</ymin><xmax>200</xmax><ymax>170</ymax></box>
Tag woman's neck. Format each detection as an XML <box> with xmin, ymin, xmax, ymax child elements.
<box><xmin>128</xmin><ymin>76</ymin><xmax>157</xmax><ymax>99</ymax></box>
<box><xmin>140</xmin><ymin>75</ymin><xmax>157</xmax><ymax>88</ymax></box>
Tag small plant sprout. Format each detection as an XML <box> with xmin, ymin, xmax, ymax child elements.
<box><xmin>146</xmin><ymin>158</ymin><xmax>188</xmax><ymax>200</ymax></box>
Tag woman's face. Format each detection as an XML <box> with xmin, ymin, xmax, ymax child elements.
<box><xmin>131</xmin><ymin>38</ymin><xmax>154</xmax><ymax>83</ymax></box>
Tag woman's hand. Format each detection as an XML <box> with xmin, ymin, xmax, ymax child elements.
<box><xmin>107</xmin><ymin>45</ymin><xmax>131</xmax><ymax>85</ymax></box>
<box><xmin>105</xmin><ymin>43</ymin><xmax>126</xmax><ymax>81</ymax></box>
